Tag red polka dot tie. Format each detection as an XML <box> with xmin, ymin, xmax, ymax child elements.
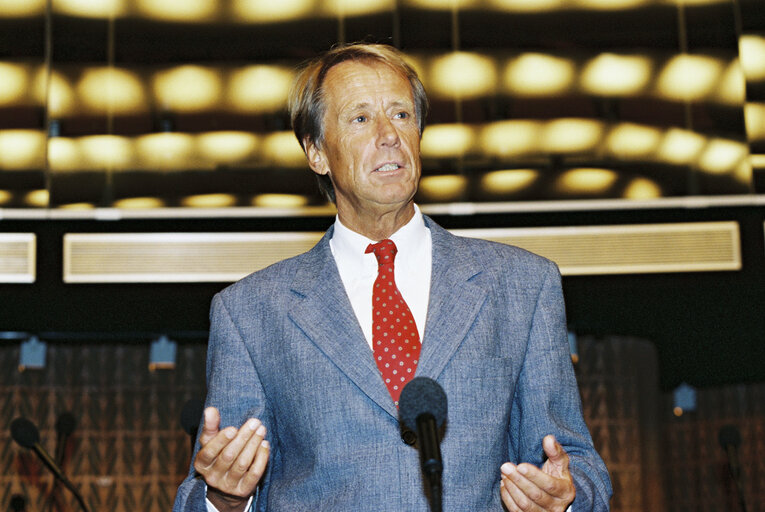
<box><xmin>366</xmin><ymin>239</ymin><xmax>421</xmax><ymax>407</ymax></box>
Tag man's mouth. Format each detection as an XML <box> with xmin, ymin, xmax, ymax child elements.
<box><xmin>375</xmin><ymin>163</ymin><xmax>401</xmax><ymax>172</ymax></box>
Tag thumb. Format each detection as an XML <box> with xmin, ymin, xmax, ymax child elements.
<box><xmin>542</xmin><ymin>435</ymin><xmax>570</xmax><ymax>476</ymax></box>
<box><xmin>199</xmin><ymin>407</ymin><xmax>221</xmax><ymax>446</ymax></box>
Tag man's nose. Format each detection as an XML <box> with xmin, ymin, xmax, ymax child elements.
<box><xmin>375</xmin><ymin>117</ymin><xmax>400</xmax><ymax>147</ymax></box>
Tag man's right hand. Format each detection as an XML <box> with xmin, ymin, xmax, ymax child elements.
<box><xmin>194</xmin><ymin>407</ymin><xmax>270</xmax><ymax>512</ymax></box>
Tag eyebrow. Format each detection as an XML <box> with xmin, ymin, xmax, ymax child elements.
<box><xmin>342</xmin><ymin>99</ymin><xmax>413</xmax><ymax>114</ymax></box>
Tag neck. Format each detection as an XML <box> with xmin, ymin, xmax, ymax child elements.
<box><xmin>337</xmin><ymin>202</ymin><xmax>416</xmax><ymax>241</ymax></box>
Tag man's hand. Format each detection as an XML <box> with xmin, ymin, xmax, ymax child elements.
<box><xmin>499</xmin><ymin>435</ymin><xmax>576</xmax><ymax>512</ymax></box>
<box><xmin>194</xmin><ymin>407</ymin><xmax>270</xmax><ymax>512</ymax></box>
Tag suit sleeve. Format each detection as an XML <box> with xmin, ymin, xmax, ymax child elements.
<box><xmin>508</xmin><ymin>261</ymin><xmax>612</xmax><ymax>511</ymax></box>
<box><xmin>173</xmin><ymin>293</ymin><xmax>274</xmax><ymax>512</ymax></box>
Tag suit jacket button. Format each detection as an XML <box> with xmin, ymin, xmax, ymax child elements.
<box><xmin>402</xmin><ymin>429</ymin><xmax>417</xmax><ymax>446</ymax></box>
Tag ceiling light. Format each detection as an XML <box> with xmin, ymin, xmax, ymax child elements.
<box><xmin>404</xmin><ymin>0</ymin><xmax>480</xmax><ymax>9</ymax></box>
<box><xmin>542</xmin><ymin>118</ymin><xmax>603</xmax><ymax>154</ymax></box>
<box><xmin>48</xmin><ymin>138</ymin><xmax>82</xmax><ymax>172</ymax></box>
<box><xmin>252</xmin><ymin>194</ymin><xmax>310</xmax><ymax>208</ymax></box>
<box><xmin>481</xmin><ymin>169</ymin><xmax>538</xmax><ymax>194</ymax></box>
<box><xmin>657</xmin><ymin>128</ymin><xmax>706</xmax><ymax>165</ymax></box>
<box><xmin>231</xmin><ymin>0</ymin><xmax>314</xmax><ymax>22</ymax></box>
<box><xmin>745</xmin><ymin>103</ymin><xmax>765</xmax><ymax>141</ymax></box>
<box><xmin>488</xmin><ymin>0</ymin><xmax>563</xmax><ymax>12</ymax></box>
<box><xmin>430</xmin><ymin>52</ymin><xmax>497</xmax><ymax>99</ymax></box>
<box><xmin>503</xmin><ymin>53</ymin><xmax>575</xmax><ymax>96</ymax></box>
<box><xmin>739</xmin><ymin>35</ymin><xmax>765</xmax><ymax>82</ymax></box>
<box><xmin>656</xmin><ymin>54</ymin><xmax>723</xmax><ymax>102</ymax></box>
<box><xmin>136</xmin><ymin>0</ymin><xmax>217</xmax><ymax>22</ymax></box>
<box><xmin>0</xmin><ymin>130</ymin><xmax>45</xmax><ymax>170</ymax></box>
<box><xmin>113</xmin><ymin>197</ymin><xmax>166</xmax><ymax>209</ymax></box>
<box><xmin>421</xmin><ymin>124</ymin><xmax>475</xmax><ymax>158</ymax></box>
<box><xmin>0</xmin><ymin>62</ymin><xmax>28</xmax><ymax>105</ymax></box>
<box><xmin>33</xmin><ymin>69</ymin><xmax>76</xmax><ymax>116</ymax></box>
<box><xmin>623</xmin><ymin>178</ymin><xmax>662</xmax><ymax>199</ymax></box>
<box><xmin>714</xmin><ymin>60</ymin><xmax>746</xmax><ymax>106</ymax></box>
<box><xmin>53</xmin><ymin>0</ymin><xmax>127</xmax><ymax>18</ymax></box>
<box><xmin>78</xmin><ymin>68</ymin><xmax>146</xmax><ymax>114</ymax></box>
<box><xmin>556</xmin><ymin>168</ymin><xmax>618</xmax><ymax>194</ymax></box>
<box><xmin>481</xmin><ymin>120</ymin><xmax>542</xmax><ymax>157</ymax></box>
<box><xmin>181</xmin><ymin>194</ymin><xmax>238</xmax><ymax>208</ymax></box>
<box><xmin>136</xmin><ymin>133</ymin><xmax>196</xmax><ymax>170</ymax></box>
<box><xmin>418</xmin><ymin>175</ymin><xmax>468</xmax><ymax>202</ymax></box>
<box><xmin>197</xmin><ymin>132</ymin><xmax>259</xmax><ymax>164</ymax></box>
<box><xmin>0</xmin><ymin>0</ymin><xmax>45</xmax><ymax>16</ymax></box>
<box><xmin>697</xmin><ymin>139</ymin><xmax>748</xmax><ymax>175</ymax></box>
<box><xmin>153</xmin><ymin>66</ymin><xmax>221</xmax><ymax>112</ymax></box>
<box><xmin>606</xmin><ymin>123</ymin><xmax>661</xmax><ymax>159</ymax></box>
<box><xmin>580</xmin><ymin>54</ymin><xmax>652</xmax><ymax>96</ymax></box>
<box><xmin>228</xmin><ymin>66</ymin><xmax>293</xmax><ymax>113</ymax></box>
<box><xmin>0</xmin><ymin>190</ymin><xmax>12</xmax><ymax>205</ymax></box>
<box><xmin>79</xmin><ymin>135</ymin><xmax>134</xmax><ymax>170</ymax></box>
<box><xmin>260</xmin><ymin>132</ymin><xmax>307</xmax><ymax>167</ymax></box>
<box><xmin>24</xmin><ymin>189</ymin><xmax>49</xmax><ymax>207</ymax></box>
<box><xmin>576</xmin><ymin>0</ymin><xmax>647</xmax><ymax>9</ymax></box>
<box><xmin>59</xmin><ymin>202</ymin><xmax>96</xmax><ymax>210</ymax></box>
<box><xmin>322</xmin><ymin>0</ymin><xmax>393</xmax><ymax>16</ymax></box>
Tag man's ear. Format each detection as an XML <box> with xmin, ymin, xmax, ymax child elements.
<box><xmin>304</xmin><ymin>137</ymin><xmax>329</xmax><ymax>176</ymax></box>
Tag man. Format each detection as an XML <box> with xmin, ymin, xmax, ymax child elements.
<box><xmin>174</xmin><ymin>43</ymin><xmax>612</xmax><ymax>512</ymax></box>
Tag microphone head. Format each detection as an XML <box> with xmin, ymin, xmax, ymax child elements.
<box><xmin>180</xmin><ymin>398</ymin><xmax>205</xmax><ymax>435</ymax></box>
<box><xmin>55</xmin><ymin>412</ymin><xmax>77</xmax><ymax>436</ymax></box>
<box><xmin>399</xmin><ymin>377</ymin><xmax>447</xmax><ymax>432</ymax></box>
<box><xmin>10</xmin><ymin>417</ymin><xmax>40</xmax><ymax>448</ymax></box>
<box><xmin>718</xmin><ymin>424</ymin><xmax>741</xmax><ymax>449</ymax></box>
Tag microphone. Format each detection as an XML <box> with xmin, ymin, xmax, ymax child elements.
<box><xmin>718</xmin><ymin>425</ymin><xmax>747</xmax><ymax>512</ymax></box>
<box><xmin>54</xmin><ymin>411</ymin><xmax>76</xmax><ymax>466</ymax></box>
<box><xmin>399</xmin><ymin>377</ymin><xmax>447</xmax><ymax>512</ymax></box>
<box><xmin>180</xmin><ymin>398</ymin><xmax>205</xmax><ymax>455</ymax></box>
<box><xmin>10</xmin><ymin>417</ymin><xmax>91</xmax><ymax>512</ymax></box>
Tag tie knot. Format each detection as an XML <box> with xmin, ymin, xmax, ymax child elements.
<box><xmin>366</xmin><ymin>239</ymin><xmax>397</xmax><ymax>265</ymax></box>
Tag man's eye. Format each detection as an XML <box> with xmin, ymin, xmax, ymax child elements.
<box><xmin>394</xmin><ymin>111</ymin><xmax>410</xmax><ymax>119</ymax></box>
<box><xmin>353</xmin><ymin>115</ymin><xmax>367</xmax><ymax>123</ymax></box>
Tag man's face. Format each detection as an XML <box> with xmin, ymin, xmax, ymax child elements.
<box><xmin>306</xmin><ymin>60</ymin><xmax>422</xmax><ymax>225</ymax></box>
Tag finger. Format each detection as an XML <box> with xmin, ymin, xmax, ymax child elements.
<box><xmin>194</xmin><ymin>425</ymin><xmax>238</xmax><ymax>470</ymax></box>
<box><xmin>542</xmin><ymin>436</ymin><xmax>571</xmax><ymax>481</ymax></box>
<box><xmin>501</xmin><ymin>463</ymin><xmax>553</xmax><ymax>511</ymax></box>
<box><xmin>210</xmin><ymin>419</ymin><xmax>263</xmax><ymax>479</ymax></box>
<box><xmin>500</xmin><ymin>479</ymin><xmax>523</xmax><ymax>512</ymax></box>
<box><xmin>226</xmin><ymin>421</ymin><xmax>266</xmax><ymax>482</ymax></box>
<box><xmin>199</xmin><ymin>407</ymin><xmax>221</xmax><ymax>446</ymax></box>
<box><xmin>238</xmin><ymin>439</ymin><xmax>270</xmax><ymax>494</ymax></box>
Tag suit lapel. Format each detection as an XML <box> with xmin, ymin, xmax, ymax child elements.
<box><xmin>287</xmin><ymin>230</ymin><xmax>398</xmax><ymax>418</ymax></box>
<box><xmin>418</xmin><ymin>219</ymin><xmax>487</xmax><ymax>380</ymax></box>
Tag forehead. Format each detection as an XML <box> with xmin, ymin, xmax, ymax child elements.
<box><xmin>322</xmin><ymin>60</ymin><xmax>413</xmax><ymax>111</ymax></box>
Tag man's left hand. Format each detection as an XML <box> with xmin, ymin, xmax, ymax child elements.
<box><xmin>499</xmin><ymin>435</ymin><xmax>576</xmax><ymax>512</ymax></box>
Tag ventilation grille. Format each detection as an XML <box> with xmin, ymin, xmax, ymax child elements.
<box><xmin>63</xmin><ymin>232</ymin><xmax>323</xmax><ymax>283</ymax></box>
<box><xmin>0</xmin><ymin>233</ymin><xmax>36</xmax><ymax>283</ymax></box>
<box><xmin>453</xmin><ymin>221</ymin><xmax>741</xmax><ymax>275</ymax></box>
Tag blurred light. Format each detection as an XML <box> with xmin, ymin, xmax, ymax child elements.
<box><xmin>673</xmin><ymin>382</ymin><xmax>696</xmax><ymax>415</ymax></box>
<box><xmin>78</xmin><ymin>68</ymin><xmax>145</xmax><ymax>114</ymax></box>
<box><xmin>657</xmin><ymin>128</ymin><xmax>706</xmax><ymax>165</ymax></box>
<box><xmin>137</xmin><ymin>0</ymin><xmax>217</xmax><ymax>22</ymax></box>
<box><xmin>154</xmin><ymin>66</ymin><xmax>222</xmax><ymax>112</ymax></box>
<box><xmin>577</xmin><ymin>0</ymin><xmax>646</xmax><ymax>9</ymax></box>
<box><xmin>136</xmin><ymin>133</ymin><xmax>196</xmax><ymax>170</ymax></box>
<box><xmin>53</xmin><ymin>0</ymin><xmax>127</xmax><ymax>18</ymax></box>
<box><xmin>25</xmin><ymin>189</ymin><xmax>49</xmax><ymax>207</ymax></box>
<box><xmin>418</xmin><ymin>175</ymin><xmax>468</xmax><ymax>202</ymax></box>
<box><xmin>623</xmin><ymin>178</ymin><xmax>662</xmax><ymax>199</ymax></box>
<box><xmin>580</xmin><ymin>54</ymin><xmax>652</xmax><ymax>96</ymax></box>
<box><xmin>33</xmin><ymin>69</ymin><xmax>76</xmax><ymax>116</ymax></box>
<box><xmin>751</xmin><ymin>154</ymin><xmax>765</xmax><ymax>169</ymax></box>
<box><xmin>0</xmin><ymin>130</ymin><xmax>46</xmax><ymax>169</ymax></box>
<box><xmin>59</xmin><ymin>202</ymin><xmax>96</xmax><ymax>210</ymax></box>
<box><xmin>656</xmin><ymin>55</ymin><xmax>723</xmax><ymax>101</ymax></box>
<box><xmin>556</xmin><ymin>168</ymin><xmax>617</xmax><ymax>194</ymax></box>
<box><xmin>606</xmin><ymin>123</ymin><xmax>661</xmax><ymax>159</ymax></box>
<box><xmin>745</xmin><ymin>103</ymin><xmax>765</xmax><ymax>141</ymax></box>
<box><xmin>261</xmin><ymin>132</ymin><xmax>307</xmax><ymax>167</ymax></box>
<box><xmin>228</xmin><ymin>66</ymin><xmax>293</xmax><ymax>113</ymax></box>
<box><xmin>488</xmin><ymin>0</ymin><xmax>563</xmax><ymax>12</ymax></box>
<box><xmin>0</xmin><ymin>190</ymin><xmax>12</xmax><ymax>204</ymax></box>
<box><xmin>114</xmin><ymin>197</ymin><xmax>165</xmax><ymax>209</ymax></box>
<box><xmin>481</xmin><ymin>120</ymin><xmax>542</xmax><ymax>157</ymax></box>
<box><xmin>503</xmin><ymin>53</ymin><xmax>575</xmax><ymax>96</ymax></box>
<box><xmin>405</xmin><ymin>0</ymin><xmax>480</xmax><ymax>8</ymax></box>
<box><xmin>430</xmin><ymin>52</ymin><xmax>497</xmax><ymax>99</ymax></box>
<box><xmin>252</xmin><ymin>194</ymin><xmax>310</xmax><ymax>208</ymax></box>
<box><xmin>322</xmin><ymin>0</ymin><xmax>392</xmax><ymax>16</ymax></box>
<box><xmin>79</xmin><ymin>135</ymin><xmax>134</xmax><ymax>170</ymax></box>
<box><xmin>0</xmin><ymin>62</ymin><xmax>28</xmax><ymax>105</ymax></box>
<box><xmin>421</xmin><ymin>124</ymin><xmax>475</xmax><ymax>158</ymax></box>
<box><xmin>197</xmin><ymin>132</ymin><xmax>258</xmax><ymax>164</ymax></box>
<box><xmin>0</xmin><ymin>0</ymin><xmax>45</xmax><ymax>16</ymax></box>
<box><xmin>481</xmin><ymin>169</ymin><xmax>538</xmax><ymax>194</ymax></box>
<box><xmin>181</xmin><ymin>194</ymin><xmax>237</xmax><ymax>208</ymax></box>
<box><xmin>697</xmin><ymin>139</ymin><xmax>748</xmax><ymax>175</ymax></box>
<box><xmin>542</xmin><ymin>118</ymin><xmax>603</xmax><ymax>153</ymax></box>
<box><xmin>149</xmin><ymin>335</ymin><xmax>176</xmax><ymax>371</ymax></box>
<box><xmin>739</xmin><ymin>35</ymin><xmax>765</xmax><ymax>81</ymax></box>
<box><xmin>734</xmin><ymin>159</ymin><xmax>752</xmax><ymax>185</ymax></box>
<box><xmin>714</xmin><ymin>60</ymin><xmax>746</xmax><ymax>105</ymax></box>
<box><xmin>232</xmin><ymin>0</ymin><xmax>314</xmax><ymax>22</ymax></box>
<box><xmin>48</xmin><ymin>138</ymin><xmax>82</xmax><ymax>171</ymax></box>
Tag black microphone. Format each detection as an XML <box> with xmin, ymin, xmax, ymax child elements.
<box><xmin>718</xmin><ymin>425</ymin><xmax>747</xmax><ymax>512</ymax></box>
<box><xmin>399</xmin><ymin>377</ymin><xmax>447</xmax><ymax>512</ymax></box>
<box><xmin>10</xmin><ymin>418</ymin><xmax>91</xmax><ymax>512</ymax></box>
<box><xmin>180</xmin><ymin>398</ymin><xmax>205</xmax><ymax>455</ymax></box>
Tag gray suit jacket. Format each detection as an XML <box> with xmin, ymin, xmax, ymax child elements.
<box><xmin>174</xmin><ymin>217</ymin><xmax>612</xmax><ymax>511</ymax></box>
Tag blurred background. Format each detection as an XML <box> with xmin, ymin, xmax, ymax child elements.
<box><xmin>0</xmin><ymin>0</ymin><xmax>763</xmax><ymax>510</ymax></box>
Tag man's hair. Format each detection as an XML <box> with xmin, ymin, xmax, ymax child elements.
<box><xmin>288</xmin><ymin>43</ymin><xmax>429</xmax><ymax>203</ymax></box>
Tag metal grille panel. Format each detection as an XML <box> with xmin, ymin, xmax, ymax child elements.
<box><xmin>0</xmin><ymin>233</ymin><xmax>36</xmax><ymax>283</ymax></box>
